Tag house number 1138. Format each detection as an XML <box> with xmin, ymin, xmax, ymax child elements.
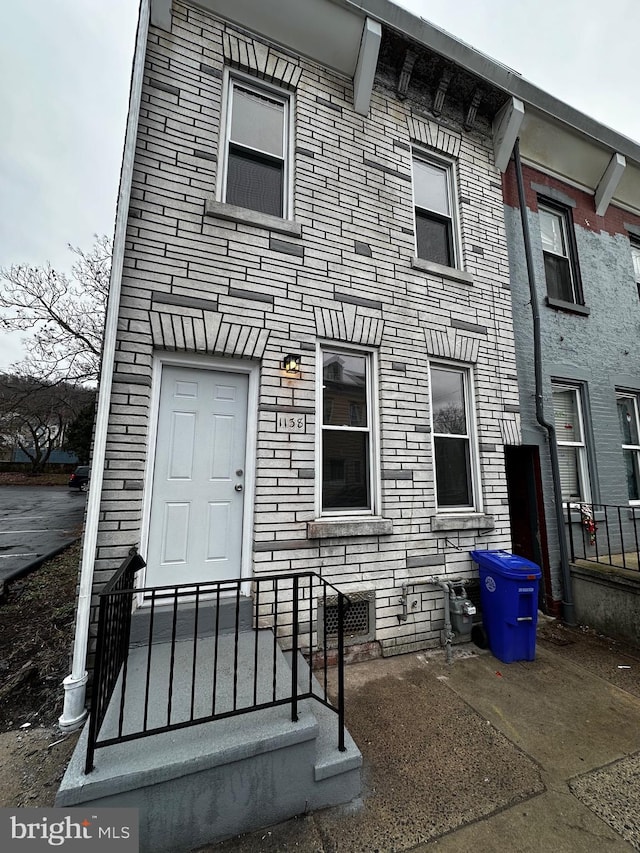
<box><xmin>277</xmin><ymin>414</ymin><xmax>306</xmax><ymax>432</ymax></box>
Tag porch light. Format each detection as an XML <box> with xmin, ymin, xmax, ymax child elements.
<box><xmin>283</xmin><ymin>353</ymin><xmax>301</xmax><ymax>373</ymax></box>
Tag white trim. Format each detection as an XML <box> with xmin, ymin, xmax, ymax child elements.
<box><xmin>59</xmin><ymin>0</ymin><xmax>150</xmax><ymax>731</ymax></box>
<box><xmin>139</xmin><ymin>352</ymin><xmax>259</xmax><ymax>603</ymax></box>
<box><xmin>353</xmin><ymin>17</ymin><xmax>382</xmax><ymax>116</ymax></box>
<box><xmin>519</xmin><ymin>156</ymin><xmax>596</xmax><ymax>198</ymax></box>
<box><xmin>595</xmin><ymin>152</ymin><xmax>626</xmax><ymax>217</ymax></box>
<box><xmin>429</xmin><ymin>359</ymin><xmax>482</xmax><ymax>513</ymax></box>
<box><xmin>492</xmin><ymin>96</ymin><xmax>524</xmax><ymax>173</ymax></box>
<box><xmin>217</xmin><ymin>69</ymin><xmax>294</xmax><ymax>220</ymax></box>
<box><xmin>315</xmin><ymin>341</ymin><xmax>380</xmax><ymax>519</ymax></box>
<box><xmin>616</xmin><ymin>390</ymin><xmax>640</xmax><ymax>505</ymax></box>
<box><xmin>411</xmin><ymin>147</ymin><xmax>462</xmax><ymax>271</ymax></box>
<box><xmin>552</xmin><ymin>382</ymin><xmax>592</xmax><ymax>504</ymax></box>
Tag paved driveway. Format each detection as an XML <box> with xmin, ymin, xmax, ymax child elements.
<box><xmin>0</xmin><ymin>486</ymin><xmax>86</xmax><ymax>585</ymax></box>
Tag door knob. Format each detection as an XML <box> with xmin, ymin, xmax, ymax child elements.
<box><xmin>235</xmin><ymin>484</ymin><xmax>243</xmax><ymax>492</ymax></box>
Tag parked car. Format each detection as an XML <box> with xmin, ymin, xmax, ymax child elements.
<box><xmin>68</xmin><ymin>465</ymin><xmax>90</xmax><ymax>492</ymax></box>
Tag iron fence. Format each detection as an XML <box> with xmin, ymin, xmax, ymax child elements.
<box><xmin>85</xmin><ymin>568</ymin><xmax>351</xmax><ymax>773</ymax></box>
<box><xmin>566</xmin><ymin>502</ymin><xmax>640</xmax><ymax>571</ymax></box>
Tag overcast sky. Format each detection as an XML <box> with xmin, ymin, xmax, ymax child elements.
<box><xmin>2</xmin><ymin>0</ymin><xmax>639</xmax><ymax>369</ymax></box>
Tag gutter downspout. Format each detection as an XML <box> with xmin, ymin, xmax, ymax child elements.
<box><xmin>512</xmin><ymin>139</ymin><xmax>576</xmax><ymax>626</ymax></box>
<box><xmin>59</xmin><ymin>0</ymin><xmax>150</xmax><ymax>730</ymax></box>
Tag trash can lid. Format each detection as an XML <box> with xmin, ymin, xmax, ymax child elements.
<box><xmin>469</xmin><ymin>549</ymin><xmax>542</xmax><ymax>579</ymax></box>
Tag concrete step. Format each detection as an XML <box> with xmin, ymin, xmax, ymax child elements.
<box><xmin>56</xmin><ymin>630</ymin><xmax>362</xmax><ymax>852</ymax></box>
<box><xmin>129</xmin><ymin>594</ymin><xmax>253</xmax><ymax>646</ymax></box>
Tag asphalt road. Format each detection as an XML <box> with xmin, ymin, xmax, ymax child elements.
<box><xmin>0</xmin><ymin>486</ymin><xmax>86</xmax><ymax>585</ymax></box>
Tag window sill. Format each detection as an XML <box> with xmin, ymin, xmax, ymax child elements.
<box><xmin>204</xmin><ymin>199</ymin><xmax>302</xmax><ymax>237</ymax></box>
<box><xmin>431</xmin><ymin>513</ymin><xmax>495</xmax><ymax>532</ymax></box>
<box><xmin>307</xmin><ymin>517</ymin><xmax>393</xmax><ymax>539</ymax></box>
<box><xmin>411</xmin><ymin>257</ymin><xmax>473</xmax><ymax>285</ymax></box>
<box><xmin>545</xmin><ymin>296</ymin><xmax>590</xmax><ymax>316</ymax></box>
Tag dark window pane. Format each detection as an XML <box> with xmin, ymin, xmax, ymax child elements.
<box><xmin>322</xmin><ymin>431</ymin><xmax>370</xmax><ymax>510</ymax></box>
<box><xmin>415</xmin><ymin>211</ymin><xmax>452</xmax><ymax>266</ymax></box>
<box><xmin>557</xmin><ymin>446</ymin><xmax>581</xmax><ymax>500</ymax></box>
<box><xmin>431</xmin><ymin>368</ymin><xmax>466</xmax><ymax>435</ymax></box>
<box><xmin>623</xmin><ymin>449</ymin><xmax>640</xmax><ymax>501</ymax></box>
<box><xmin>323</xmin><ymin>352</ymin><xmax>367</xmax><ymax>427</ymax></box>
<box><xmin>544</xmin><ymin>252</ymin><xmax>574</xmax><ymax>302</ymax></box>
<box><xmin>226</xmin><ymin>147</ymin><xmax>283</xmax><ymax>217</ymax></box>
<box><xmin>434</xmin><ymin>436</ymin><xmax>472</xmax><ymax>506</ymax></box>
<box><xmin>617</xmin><ymin>396</ymin><xmax>639</xmax><ymax>445</ymax></box>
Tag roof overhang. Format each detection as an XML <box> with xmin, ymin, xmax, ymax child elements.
<box><xmin>150</xmin><ymin>0</ymin><xmax>640</xmax><ymax>215</ymax></box>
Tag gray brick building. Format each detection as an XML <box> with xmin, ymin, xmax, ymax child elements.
<box><xmin>60</xmin><ymin>0</ymin><xmax>640</xmax><ymax>733</ymax></box>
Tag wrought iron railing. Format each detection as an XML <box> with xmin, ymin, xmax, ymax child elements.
<box><xmin>566</xmin><ymin>502</ymin><xmax>640</xmax><ymax>571</ymax></box>
<box><xmin>85</xmin><ymin>568</ymin><xmax>351</xmax><ymax>773</ymax></box>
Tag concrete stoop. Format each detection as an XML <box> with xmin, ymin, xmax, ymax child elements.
<box><xmin>55</xmin><ymin>630</ymin><xmax>362</xmax><ymax>852</ymax></box>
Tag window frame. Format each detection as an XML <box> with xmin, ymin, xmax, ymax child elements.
<box><xmin>630</xmin><ymin>239</ymin><xmax>640</xmax><ymax>301</ymax></box>
<box><xmin>429</xmin><ymin>361</ymin><xmax>481</xmax><ymax>513</ymax></box>
<box><xmin>218</xmin><ymin>70</ymin><xmax>294</xmax><ymax>220</ymax></box>
<box><xmin>538</xmin><ymin>198</ymin><xmax>584</xmax><ymax>306</ymax></box>
<box><xmin>616</xmin><ymin>390</ymin><xmax>640</xmax><ymax>505</ymax></box>
<box><xmin>315</xmin><ymin>342</ymin><xmax>380</xmax><ymax>518</ymax></box>
<box><xmin>412</xmin><ymin>150</ymin><xmax>461</xmax><ymax>270</ymax></box>
<box><xmin>551</xmin><ymin>382</ymin><xmax>591</xmax><ymax>504</ymax></box>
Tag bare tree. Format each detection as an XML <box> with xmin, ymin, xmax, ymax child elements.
<box><xmin>0</xmin><ymin>236</ymin><xmax>110</xmax><ymax>384</ymax></box>
<box><xmin>0</xmin><ymin>374</ymin><xmax>94</xmax><ymax>473</ymax></box>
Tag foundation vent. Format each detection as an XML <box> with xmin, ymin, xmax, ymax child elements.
<box><xmin>317</xmin><ymin>590</ymin><xmax>375</xmax><ymax>648</ymax></box>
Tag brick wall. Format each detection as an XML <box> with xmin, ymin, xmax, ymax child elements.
<box><xmin>503</xmin><ymin>164</ymin><xmax>640</xmax><ymax>601</ymax></box>
<box><xmin>92</xmin><ymin>0</ymin><xmax>519</xmax><ymax>658</ymax></box>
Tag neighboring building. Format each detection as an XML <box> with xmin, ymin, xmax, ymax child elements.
<box><xmin>502</xmin><ymin>150</ymin><xmax>640</xmax><ymax>633</ymax></box>
<box><xmin>57</xmin><ymin>0</ymin><xmax>640</xmax><ymax>846</ymax></box>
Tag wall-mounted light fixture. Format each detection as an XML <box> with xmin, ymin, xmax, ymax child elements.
<box><xmin>282</xmin><ymin>353</ymin><xmax>301</xmax><ymax>373</ymax></box>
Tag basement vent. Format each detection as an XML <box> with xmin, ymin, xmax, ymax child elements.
<box><xmin>317</xmin><ymin>590</ymin><xmax>375</xmax><ymax>648</ymax></box>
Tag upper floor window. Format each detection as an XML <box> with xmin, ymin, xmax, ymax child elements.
<box><xmin>413</xmin><ymin>156</ymin><xmax>458</xmax><ymax>268</ymax></box>
<box><xmin>616</xmin><ymin>392</ymin><xmax>640</xmax><ymax>503</ymax></box>
<box><xmin>631</xmin><ymin>240</ymin><xmax>640</xmax><ymax>300</ymax></box>
<box><xmin>221</xmin><ymin>76</ymin><xmax>291</xmax><ymax>218</ymax></box>
<box><xmin>319</xmin><ymin>347</ymin><xmax>377</xmax><ymax>515</ymax></box>
<box><xmin>430</xmin><ymin>363</ymin><xmax>478</xmax><ymax>510</ymax></box>
<box><xmin>552</xmin><ymin>383</ymin><xmax>590</xmax><ymax>502</ymax></box>
<box><xmin>539</xmin><ymin>201</ymin><xmax>583</xmax><ymax>305</ymax></box>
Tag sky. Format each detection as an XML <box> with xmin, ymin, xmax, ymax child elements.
<box><xmin>2</xmin><ymin>0</ymin><xmax>639</xmax><ymax>369</ymax></box>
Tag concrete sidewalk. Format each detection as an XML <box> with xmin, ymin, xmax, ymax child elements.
<box><xmin>205</xmin><ymin>621</ymin><xmax>640</xmax><ymax>852</ymax></box>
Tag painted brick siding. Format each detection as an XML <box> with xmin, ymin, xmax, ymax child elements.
<box><xmin>92</xmin><ymin>0</ymin><xmax>520</xmax><ymax>657</ymax></box>
<box><xmin>503</xmin><ymin>163</ymin><xmax>640</xmax><ymax>601</ymax></box>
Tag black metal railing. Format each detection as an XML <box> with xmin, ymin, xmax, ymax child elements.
<box><xmin>566</xmin><ymin>501</ymin><xmax>640</xmax><ymax>571</ymax></box>
<box><xmin>85</xmin><ymin>568</ymin><xmax>351</xmax><ymax>773</ymax></box>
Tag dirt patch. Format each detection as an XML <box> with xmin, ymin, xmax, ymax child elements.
<box><xmin>0</xmin><ymin>472</ymin><xmax>70</xmax><ymax>486</ymax></box>
<box><xmin>0</xmin><ymin>541</ymin><xmax>81</xmax><ymax>806</ymax></box>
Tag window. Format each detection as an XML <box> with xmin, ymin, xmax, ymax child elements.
<box><xmin>552</xmin><ymin>384</ymin><xmax>590</xmax><ymax>502</ymax></box>
<box><xmin>320</xmin><ymin>348</ymin><xmax>376</xmax><ymax>514</ymax></box>
<box><xmin>221</xmin><ymin>76</ymin><xmax>290</xmax><ymax>218</ymax></box>
<box><xmin>430</xmin><ymin>364</ymin><xmax>478</xmax><ymax>509</ymax></box>
<box><xmin>538</xmin><ymin>201</ymin><xmax>582</xmax><ymax>304</ymax></box>
<box><xmin>413</xmin><ymin>156</ymin><xmax>458</xmax><ymax>267</ymax></box>
<box><xmin>631</xmin><ymin>241</ymin><xmax>640</xmax><ymax>300</ymax></box>
<box><xmin>616</xmin><ymin>392</ymin><xmax>640</xmax><ymax>503</ymax></box>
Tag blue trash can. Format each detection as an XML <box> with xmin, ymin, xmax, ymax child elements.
<box><xmin>469</xmin><ymin>550</ymin><xmax>542</xmax><ymax>663</ymax></box>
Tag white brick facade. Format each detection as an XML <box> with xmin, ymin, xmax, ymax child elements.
<box><xmin>92</xmin><ymin>0</ymin><xmax>520</xmax><ymax>657</ymax></box>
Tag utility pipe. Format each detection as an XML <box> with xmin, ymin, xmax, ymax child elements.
<box><xmin>399</xmin><ymin>577</ymin><xmax>467</xmax><ymax>664</ymax></box>
<box><xmin>58</xmin><ymin>0</ymin><xmax>151</xmax><ymax>730</ymax></box>
<box><xmin>512</xmin><ymin>139</ymin><xmax>576</xmax><ymax>626</ymax></box>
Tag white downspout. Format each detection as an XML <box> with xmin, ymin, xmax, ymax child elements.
<box><xmin>59</xmin><ymin>0</ymin><xmax>150</xmax><ymax>730</ymax></box>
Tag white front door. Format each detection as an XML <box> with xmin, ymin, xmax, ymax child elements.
<box><xmin>145</xmin><ymin>365</ymin><xmax>248</xmax><ymax>588</ymax></box>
